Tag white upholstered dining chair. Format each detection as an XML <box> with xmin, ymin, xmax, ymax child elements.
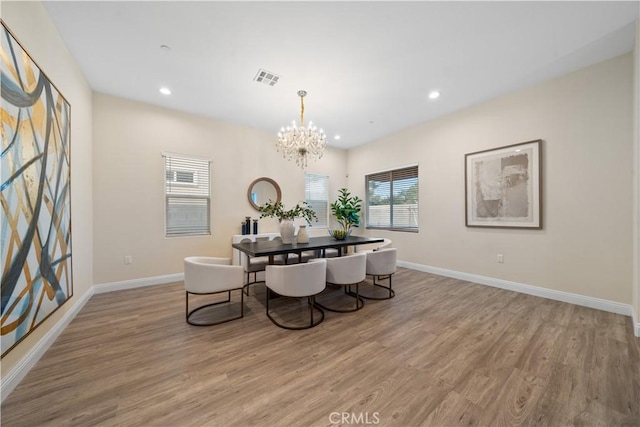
<box><xmin>355</xmin><ymin>238</ymin><xmax>392</xmax><ymax>253</ymax></box>
<box><xmin>361</xmin><ymin>248</ymin><xmax>397</xmax><ymax>300</ymax></box>
<box><xmin>265</xmin><ymin>258</ymin><xmax>327</xmax><ymax>329</ymax></box>
<box><xmin>184</xmin><ymin>257</ymin><xmax>245</xmax><ymax>326</ymax></box>
<box><xmin>316</xmin><ymin>253</ymin><xmax>367</xmax><ymax>313</ymax></box>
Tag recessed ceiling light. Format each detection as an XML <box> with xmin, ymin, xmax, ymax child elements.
<box><xmin>159</xmin><ymin>87</ymin><xmax>171</xmax><ymax>95</ymax></box>
<box><xmin>334</xmin><ymin>135</ymin><xmax>341</xmax><ymax>140</ymax></box>
<box><xmin>160</xmin><ymin>44</ymin><xmax>171</xmax><ymax>51</ymax></box>
<box><xmin>428</xmin><ymin>91</ymin><xmax>440</xmax><ymax>100</ymax></box>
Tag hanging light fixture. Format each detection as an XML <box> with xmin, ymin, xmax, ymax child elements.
<box><xmin>276</xmin><ymin>90</ymin><xmax>327</xmax><ymax>168</ymax></box>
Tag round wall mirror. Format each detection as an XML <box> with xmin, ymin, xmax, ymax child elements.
<box><xmin>247</xmin><ymin>177</ymin><xmax>282</xmax><ymax>211</ymax></box>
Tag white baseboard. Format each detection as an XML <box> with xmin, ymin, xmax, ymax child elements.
<box><xmin>1</xmin><ymin>286</ymin><xmax>94</xmax><ymax>403</ymax></box>
<box><xmin>397</xmin><ymin>260</ymin><xmax>633</xmax><ymax>317</ymax></box>
<box><xmin>2</xmin><ymin>272</ymin><xmax>184</xmax><ymax>403</ymax></box>
<box><xmin>93</xmin><ymin>272</ymin><xmax>184</xmax><ymax>294</ymax></box>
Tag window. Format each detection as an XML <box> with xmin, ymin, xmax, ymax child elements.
<box><xmin>163</xmin><ymin>153</ymin><xmax>211</xmax><ymax>236</ymax></box>
<box><xmin>366</xmin><ymin>165</ymin><xmax>418</xmax><ymax>231</ymax></box>
<box><xmin>305</xmin><ymin>173</ymin><xmax>329</xmax><ymax>228</ymax></box>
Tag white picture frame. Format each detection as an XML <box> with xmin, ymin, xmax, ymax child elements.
<box><xmin>465</xmin><ymin>139</ymin><xmax>542</xmax><ymax>229</ymax></box>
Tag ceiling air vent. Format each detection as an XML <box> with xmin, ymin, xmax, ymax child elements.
<box><xmin>254</xmin><ymin>69</ymin><xmax>280</xmax><ymax>86</ymax></box>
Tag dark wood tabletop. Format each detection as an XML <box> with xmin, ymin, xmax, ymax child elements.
<box><xmin>232</xmin><ymin>235</ymin><xmax>384</xmax><ymax>258</ymax></box>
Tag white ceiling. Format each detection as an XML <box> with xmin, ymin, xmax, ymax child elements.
<box><xmin>43</xmin><ymin>1</ymin><xmax>639</xmax><ymax>149</ymax></box>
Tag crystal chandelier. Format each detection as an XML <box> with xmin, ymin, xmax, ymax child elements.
<box><xmin>276</xmin><ymin>90</ymin><xmax>327</xmax><ymax>168</ymax></box>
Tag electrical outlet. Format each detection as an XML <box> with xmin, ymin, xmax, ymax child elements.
<box><xmin>497</xmin><ymin>254</ymin><xmax>504</xmax><ymax>263</ymax></box>
<box><xmin>124</xmin><ymin>256</ymin><xmax>132</xmax><ymax>265</ymax></box>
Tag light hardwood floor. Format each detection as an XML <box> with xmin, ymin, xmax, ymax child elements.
<box><xmin>2</xmin><ymin>268</ymin><xmax>639</xmax><ymax>426</ymax></box>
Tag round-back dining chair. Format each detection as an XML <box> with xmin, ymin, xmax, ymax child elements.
<box><xmin>316</xmin><ymin>253</ymin><xmax>367</xmax><ymax>313</ymax></box>
<box><xmin>184</xmin><ymin>257</ymin><xmax>245</xmax><ymax>326</ymax></box>
<box><xmin>265</xmin><ymin>258</ymin><xmax>327</xmax><ymax>330</ymax></box>
<box><xmin>361</xmin><ymin>248</ymin><xmax>397</xmax><ymax>300</ymax></box>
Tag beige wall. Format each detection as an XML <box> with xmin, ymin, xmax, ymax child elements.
<box><xmin>92</xmin><ymin>93</ymin><xmax>347</xmax><ymax>284</ymax></box>
<box><xmin>348</xmin><ymin>53</ymin><xmax>634</xmax><ymax>304</ymax></box>
<box><xmin>1</xmin><ymin>2</ymin><xmax>94</xmax><ymax>375</ymax></box>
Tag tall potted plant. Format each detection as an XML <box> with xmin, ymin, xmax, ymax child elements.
<box><xmin>329</xmin><ymin>188</ymin><xmax>362</xmax><ymax>240</ymax></box>
<box><xmin>258</xmin><ymin>200</ymin><xmax>317</xmax><ymax>244</ymax></box>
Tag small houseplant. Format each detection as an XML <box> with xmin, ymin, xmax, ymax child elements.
<box><xmin>329</xmin><ymin>188</ymin><xmax>362</xmax><ymax>240</ymax></box>
<box><xmin>258</xmin><ymin>200</ymin><xmax>317</xmax><ymax>244</ymax></box>
<box><xmin>257</xmin><ymin>200</ymin><xmax>318</xmax><ymax>223</ymax></box>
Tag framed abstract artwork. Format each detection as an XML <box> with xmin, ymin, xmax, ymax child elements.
<box><xmin>465</xmin><ymin>139</ymin><xmax>542</xmax><ymax>229</ymax></box>
<box><xmin>1</xmin><ymin>21</ymin><xmax>73</xmax><ymax>357</ymax></box>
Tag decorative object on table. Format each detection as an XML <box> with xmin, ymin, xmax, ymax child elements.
<box><xmin>253</xmin><ymin>219</ymin><xmax>259</xmax><ymax>235</ymax></box>
<box><xmin>297</xmin><ymin>225</ymin><xmax>309</xmax><ymax>244</ymax></box>
<box><xmin>328</xmin><ymin>228</ymin><xmax>352</xmax><ymax>240</ymax></box>
<box><xmin>245</xmin><ymin>217</ymin><xmax>252</xmax><ymax>234</ymax></box>
<box><xmin>1</xmin><ymin>22</ymin><xmax>73</xmax><ymax>358</ymax></box>
<box><xmin>276</xmin><ymin>90</ymin><xmax>327</xmax><ymax>169</ymax></box>
<box><xmin>241</xmin><ymin>222</ymin><xmax>247</xmax><ymax>235</ymax></box>
<box><xmin>257</xmin><ymin>200</ymin><xmax>318</xmax><ymax>244</ymax></box>
<box><xmin>280</xmin><ymin>219</ymin><xmax>296</xmax><ymax>244</ymax></box>
<box><xmin>329</xmin><ymin>188</ymin><xmax>362</xmax><ymax>240</ymax></box>
<box><xmin>465</xmin><ymin>139</ymin><xmax>542</xmax><ymax>229</ymax></box>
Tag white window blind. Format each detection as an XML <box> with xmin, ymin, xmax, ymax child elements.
<box><xmin>366</xmin><ymin>165</ymin><xmax>419</xmax><ymax>231</ymax></box>
<box><xmin>164</xmin><ymin>153</ymin><xmax>211</xmax><ymax>237</ymax></box>
<box><xmin>305</xmin><ymin>173</ymin><xmax>329</xmax><ymax>228</ymax></box>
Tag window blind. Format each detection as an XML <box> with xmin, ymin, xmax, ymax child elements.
<box><xmin>164</xmin><ymin>154</ymin><xmax>211</xmax><ymax>236</ymax></box>
<box><xmin>366</xmin><ymin>165</ymin><xmax>418</xmax><ymax>230</ymax></box>
<box><xmin>305</xmin><ymin>173</ymin><xmax>329</xmax><ymax>228</ymax></box>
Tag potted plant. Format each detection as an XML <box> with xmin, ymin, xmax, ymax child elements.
<box><xmin>258</xmin><ymin>200</ymin><xmax>317</xmax><ymax>244</ymax></box>
<box><xmin>329</xmin><ymin>188</ymin><xmax>362</xmax><ymax>240</ymax></box>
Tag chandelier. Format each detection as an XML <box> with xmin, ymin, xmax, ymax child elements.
<box><xmin>276</xmin><ymin>90</ymin><xmax>327</xmax><ymax>168</ymax></box>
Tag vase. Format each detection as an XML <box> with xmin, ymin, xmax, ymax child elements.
<box><xmin>297</xmin><ymin>224</ymin><xmax>309</xmax><ymax>243</ymax></box>
<box><xmin>279</xmin><ymin>218</ymin><xmax>295</xmax><ymax>244</ymax></box>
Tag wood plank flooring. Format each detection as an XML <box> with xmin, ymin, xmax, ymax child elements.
<box><xmin>2</xmin><ymin>268</ymin><xmax>639</xmax><ymax>426</ymax></box>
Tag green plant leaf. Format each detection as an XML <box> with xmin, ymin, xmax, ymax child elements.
<box><xmin>330</xmin><ymin>188</ymin><xmax>361</xmax><ymax>231</ymax></box>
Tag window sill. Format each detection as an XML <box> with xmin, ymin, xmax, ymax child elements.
<box><xmin>365</xmin><ymin>227</ymin><xmax>418</xmax><ymax>233</ymax></box>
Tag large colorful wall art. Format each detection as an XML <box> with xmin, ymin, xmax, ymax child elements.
<box><xmin>1</xmin><ymin>21</ymin><xmax>73</xmax><ymax>357</ymax></box>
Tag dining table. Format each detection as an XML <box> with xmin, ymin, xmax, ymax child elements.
<box><xmin>232</xmin><ymin>235</ymin><xmax>384</xmax><ymax>265</ymax></box>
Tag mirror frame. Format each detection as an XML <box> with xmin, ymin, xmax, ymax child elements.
<box><xmin>247</xmin><ymin>177</ymin><xmax>282</xmax><ymax>211</ymax></box>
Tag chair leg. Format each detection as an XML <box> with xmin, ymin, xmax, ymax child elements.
<box><xmin>186</xmin><ymin>289</ymin><xmax>244</xmax><ymax>326</ymax></box>
<box><xmin>185</xmin><ymin>291</ymin><xmax>189</xmax><ymax>321</ymax></box>
<box><xmin>266</xmin><ymin>287</ymin><xmax>270</xmax><ymax>313</ymax></box>
<box><xmin>245</xmin><ymin>271</ymin><xmax>265</xmax><ymax>296</ymax></box>
<box><xmin>317</xmin><ymin>283</ymin><xmax>365</xmax><ymax>313</ymax></box>
<box><xmin>358</xmin><ymin>274</ymin><xmax>396</xmax><ymax>300</ymax></box>
<box><xmin>265</xmin><ymin>289</ymin><xmax>325</xmax><ymax>330</ymax></box>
